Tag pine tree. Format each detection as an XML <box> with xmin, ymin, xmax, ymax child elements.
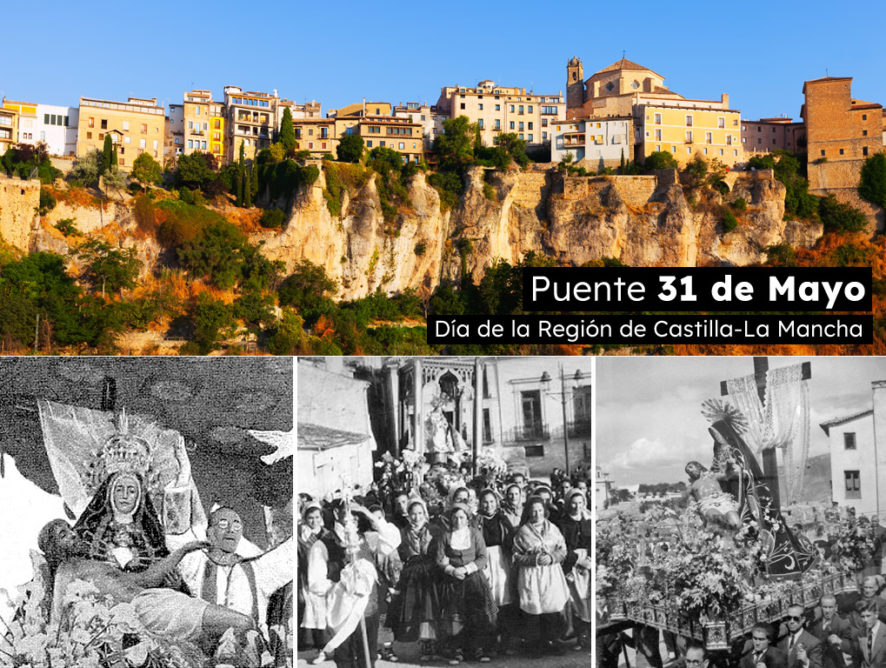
<box><xmin>250</xmin><ymin>161</ymin><xmax>259</xmax><ymax>200</ymax></box>
<box><xmin>236</xmin><ymin>142</ymin><xmax>246</xmax><ymax>206</ymax></box>
<box><xmin>279</xmin><ymin>107</ymin><xmax>296</xmax><ymax>153</ymax></box>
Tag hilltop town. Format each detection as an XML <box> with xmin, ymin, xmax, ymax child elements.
<box><xmin>0</xmin><ymin>57</ymin><xmax>884</xmax><ymax>355</ymax></box>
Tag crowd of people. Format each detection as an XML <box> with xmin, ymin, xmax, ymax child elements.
<box><xmin>297</xmin><ymin>462</ymin><xmax>592</xmax><ymax>667</ymax></box>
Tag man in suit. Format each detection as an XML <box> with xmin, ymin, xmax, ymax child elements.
<box><xmin>742</xmin><ymin>625</ymin><xmax>787</xmax><ymax>668</ymax></box>
<box><xmin>810</xmin><ymin>595</ymin><xmax>857</xmax><ymax>668</ymax></box>
<box><xmin>685</xmin><ymin>644</ymin><xmax>709</xmax><ymax>668</ymax></box>
<box><xmin>778</xmin><ymin>605</ymin><xmax>823</xmax><ymax>668</ymax></box>
<box><xmin>856</xmin><ymin>601</ymin><xmax>886</xmax><ymax>668</ymax></box>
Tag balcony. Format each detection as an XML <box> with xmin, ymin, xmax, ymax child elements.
<box><xmin>504</xmin><ymin>422</ymin><xmax>550</xmax><ymax>442</ymax></box>
<box><xmin>567</xmin><ymin>417</ymin><xmax>592</xmax><ymax>438</ymax></box>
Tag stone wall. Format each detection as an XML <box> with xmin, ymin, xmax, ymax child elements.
<box><xmin>0</xmin><ymin>175</ymin><xmax>40</xmax><ymax>251</ymax></box>
<box><xmin>808</xmin><ymin>160</ymin><xmax>885</xmax><ymax>232</ymax></box>
<box><xmin>561</xmin><ymin>174</ymin><xmax>656</xmax><ymax>208</ymax></box>
<box><xmin>508</xmin><ymin>171</ymin><xmax>549</xmax><ymax>209</ymax></box>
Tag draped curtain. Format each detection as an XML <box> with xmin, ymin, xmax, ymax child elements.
<box><xmin>724</xmin><ymin>364</ymin><xmax>810</xmax><ymax>504</ymax></box>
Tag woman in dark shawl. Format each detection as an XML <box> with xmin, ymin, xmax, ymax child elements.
<box><xmin>73</xmin><ymin>470</ymin><xmax>168</xmax><ymax>572</ymax></box>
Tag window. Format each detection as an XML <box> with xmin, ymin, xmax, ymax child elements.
<box><xmin>88</xmin><ymin>117</ymin><xmax>95</xmax><ymax>128</ymax></box>
<box><xmin>478</xmin><ymin>119</ymin><xmax>484</xmax><ymax>129</ymax></box>
<box><xmin>478</xmin><ymin>103</ymin><xmax>483</xmax><ymax>110</ymax></box>
<box><xmin>141</xmin><ymin>124</ymin><xmax>147</xmax><ymax>133</ymax></box>
<box><xmin>100</xmin><ymin>119</ymin><xmax>108</xmax><ymax>130</ymax></box>
<box><xmin>380</xmin><ymin>141</ymin><xmax>385</xmax><ymax>147</ymax></box>
<box><xmin>187</xmin><ymin>139</ymin><xmax>193</xmax><ymax>148</ymax></box>
<box><xmin>718</xmin><ymin>117</ymin><xmax>725</xmax><ymax>128</ymax></box>
<box><xmin>367</xmin><ymin>140</ymin><xmax>373</xmax><ymax>147</ymax></box>
<box><xmin>654</xmin><ymin>113</ymin><xmax>661</xmax><ymax>124</ymax></box>
<box><xmin>122</xmin><ymin>121</ymin><xmax>129</xmax><ymax>131</ymax></box>
<box><xmin>509</xmin><ymin>105</ymin><xmax>515</xmax><ymax>112</ymax></box>
<box><xmin>308</xmin><ymin>128</ymin><xmax>313</xmax><ymax>136</ymax></box>
<box><xmin>519</xmin><ymin>122</ymin><xmax>524</xmax><ymax>131</ymax></box>
<box><xmin>705</xmin><ymin>132</ymin><xmax>712</xmax><ymax>144</ymax></box>
<box><xmin>98</xmin><ymin>133</ymin><xmax>104</xmax><ymax>140</ymax></box>
<box><xmin>863</xmin><ymin>114</ymin><xmax>867</xmax><ymax>121</ymax></box>
<box><xmin>124</xmin><ymin>136</ymin><xmax>130</xmax><ymax>144</ymax></box>
<box><xmin>495</xmin><ymin>104</ymin><xmax>500</xmax><ymax>111</ymax></box>
<box><xmin>839</xmin><ymin>148</ymin><xmax>844</xmax><ymax>155</ymax></box>
<box><xmin>86</xmin><ymin>132</ymin><xmax>92</xmax><ymax>139</ymax></box>
<box><xmin>863</xmin><ymin>130</ymin><xmax>868</xmax><ymax>136</ymax></box>
<box><xmin>821</xmin><ymin>150</ymin><xmax>826</xmax><ymax>157</ymax></box>
<box><xmin>845</xmin><ymin>470</ymin><xmax>861</xmax><ymax>499</ymax></box>
<box><xmin>528</xmin><ymin>105</ymin><xmax>533</xmax><ymax>113</ymax></box>
<box><xmin>460</xmin><ymin>103</ymin><xmax>465</xmax><ymax>110</ymax></box>
<box><xmin>727</xmin><ymin>135</ymin><xmax>733</xmax><ymax>145</ymax></box>
<box><xmin>521</xmin><ymin>390</ymin><xmax>544</xmax><ymax>438</ymax></box>
<box><xmin>655</xmin><ymin>129</ymin><xmax>662</xmax><ymax>141</ymax></box>
<box><xmin>528</xmin><ymin>134</ymin><xmax>533</xmax><ymax>142</ymax></box>
<box><xmin>139</xmin><ymin>139</ymin><xmax>146</xmax><ymax>148</ymax></box>
<box><xmin>685</xmin><ymin>115</ymin><xmax>693</xmax><ymax>127</ymax></box>
<box><xmin>483</xmin><ymin>408</ymin><xmax>492</xmax><ymax>443</ymax></box>
<box><xmin>844</xmin><ymin>432</ymin><xmax>857</xmax><ymax>450</ymax></box>
<box><xmin>321</xmin><ymin>128</ymin><xmax>327</xmax><ymax>138</ymax></box>
<box><xmin>509</xmin><ymin>121</ymin><xmax>515</xmax><ymax>130</ymax></box>
<box><xmin>542</xmin><ymin>119</ymin><xmax>548</xmax><ymax>127</ymax></box>
<box><xmin>524</xmin><ymin>445</ymin><xmax>545</xmax><ymax>458</ymax></box>
<box><xmin>528</xmin><ymin>122</ymin><xmax>533</xmax><ymax>130</ymax></box>
<box><xmin>44</xmin><ymin>114</ymin><xmax>49</xmax><ymax>124</ymax></box>
<box><xmin>494</xmin><ymin>119</ymin><xmax>501</xmax><ymax>130</ymax></box>
<box><xmin>399</xmin><ymin>142</ymin><xmax>405</xmax><ymax>149</ymax></box>
<box><xmin>686</xmin><ymin>130</ymin><xmax>693</xmax><ymax>143</ymax></box>
<box><xmin>864</xmin><ymin>147</ymin><xmax>869</xmax><ymax>156</ymax></box>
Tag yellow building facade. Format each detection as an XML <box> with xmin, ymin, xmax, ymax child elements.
<box><xmin>76</xmin><ymin>96</ymin><xmax>165</xmax><ymax>168</ymax></box>
<box><xmin>639</xmin><ymin>102</ymin><xmax>742</xmax><ymax>167</ymax></box>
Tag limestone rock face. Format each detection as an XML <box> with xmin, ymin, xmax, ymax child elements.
<box><xmin>255</xmin><ymin>165</ymin><xmax>824</xmax><ymax>298</ymax></box>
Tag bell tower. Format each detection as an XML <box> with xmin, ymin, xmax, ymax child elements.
<box><xmin>566</xmin><ymin>56</ymin><xmax>585</xmax><ymax>112</ymax></box>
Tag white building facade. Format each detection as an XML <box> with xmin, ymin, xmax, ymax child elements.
<box><xmin>551</xmin><ymin>116</ymin><xmax>632</xmax><ymax>167</ymax></box>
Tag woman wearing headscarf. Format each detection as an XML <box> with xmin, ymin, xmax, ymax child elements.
<box><xmin>557</xmin><ymin>490</ymin><xmax>593</xmax><ymax>651</ymax></box>
<box><xmin>73</xmin><ymin>470</ymin><xmax>168</xmax><ymax>572</ymax></box>
<box><xmin>299</xmin><ymin>501</ymin><xmax>331</xmax><ymax>661</ymax></box>
<box><xmin>388</xmin><ymin>498</ymin><xmax>442</xmax><ymax>661</ymax></box>
<box><xmin>474</xmin><ymin>488</ymin><xmax>518</xmax><ymax>655</ymax></box>
<box><xmin>436</xmin><ymin>503</ymin><xmax>496</xmax><ymax>665</ymax></box>
<box><xmin>512</xmin><ymin>495</ymin><xmax>569</xmax><ymax>656</ymax></box>
<box><xmin>500</xmin><ymin>483</ymin><xmax>523</xmax><ymax>529</ymax></box>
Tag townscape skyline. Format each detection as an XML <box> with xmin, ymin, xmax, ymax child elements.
<box><xmin>5</xmin><ymin>1</ymin><xmax>886</xmax><ymax>122</ymax></box>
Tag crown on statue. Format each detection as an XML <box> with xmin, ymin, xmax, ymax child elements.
<box><xmin>102</xmin><ymin>410</ymin><xmax>152</xmax><ymax>477</ymax></box>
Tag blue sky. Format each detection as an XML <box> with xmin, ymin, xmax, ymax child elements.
<box><xmin>5</xmin><ymin>1</ymin><xmax>885</xmax><ymax>121</ymax></box>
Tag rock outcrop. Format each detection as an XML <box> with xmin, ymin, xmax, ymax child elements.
<box><xmin>258</xmin><ymin>165</ymin><xmax>823</xmax><ymax>299</ymax></box>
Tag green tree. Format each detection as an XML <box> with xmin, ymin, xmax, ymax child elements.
<box><xmin>337</xmin><ymin>134</ymin><xmax>365</xmax><ymax>163</ymax></box>
<box><xmin>68</xmin><ymin>150</ymin><xmax>103</xmax><ymax>188</ymax></box>
<box><xmin>265</xmin><ymin>308</ymin><xmax>306</xmax><ymax>355</ymax></box>
<box><xmin>178</xmin><ymin>221</ymin><xmax>250</xmax><ymax>289</ymax></box>
<box><xmin>177</xmin><ymin>152</ymin><xmax>216</xmax><ymax>190</ymax></box>
<box><xmin>495</xmin><ymin>133</ymin><xmax>529</xmax><ymax>167</ymax></box>
<box><xmin>818</xmin><ymin>194</ymin><xmax>867</xmax><ymax>233</ymax></box>
<box><xmin>278</xmin><ymin>107</ymin><xmax>296</xmax><ymax>153</ymax></box>
<box><xmin>278</xmin><ymin>260</ymin><xmax>337</xmax><ymax>322</ymax></box>
<box><xmin>644</xmin><ymin>151</ymin><xmax>679</xmax><ymax>171</ymax></box>
<box><xmin>131</xmin><ymin>153</ymin><xmax>162</xmax><ymax>189</ymax></box>
<box><xmin>101</xmin><ymin>135</ymin><xmax>116</xmax><ymax>174</ymax></box>
<box><xmin>434</xmin><ymin>116</ymin><xmax>476</xmax><ymax>171</ymax></box>
<box><xmin>859</xmin><ymin>152</ymin><xmax>886</xmax><ymax>209</ymax></box>
<box><xmin>76</xmin><ymin>239</ymin><xmax>142</xmax><ymax>298</ymax></box>
<box><xmin>190</xmin><ymin>293</ymin><xmax>235</xmax><ymax>354</ymax></box>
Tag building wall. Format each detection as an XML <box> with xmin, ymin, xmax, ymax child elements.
<box><xmin>437</xmin><ymin>82</ymin><xmax>565</xmax><ymax>147</ymax></box>
<box><xmin>38</xmin><ymin>104</ymin><xmax>78</xmax><ymax>156</ymax></box>
<box><xmin>2</xmin><ymin>101</ymin><xmax>37</xmax><ymax>145</ymax></box>
<box><xmin>638</xmin><ymin>103</ymin><xmax>742</xmax><ymax>166</ymax></box>
<box><xmin>803</xmin><ymin>78</ymin><xmax>884</xmax><ymax>193</ymax></box>
<box><xmin>741</xmin><ymin>119</ymin><xmax>805</xmax><ymax>155</ymax></box>
<box><xmin>0</xmin><ymin>108</ymin><xmax>18</xmax><ymax>153</ymax></box>
<box><xmin>356</xmin><ymin>116</ymin><xmax>423</xmax><ymax>163</ymax></box>
<box><xmin>224</xmin><ymin>86</ymin><xmax>278</xmax><ymax>162</ymax></box>
<box><xmin>76</xmin><ymin>97</ymin><xmax>165</xmax><ymax>169</ymax></box>
<box><xmin>293</xmin><ymin>119</ymin><xmax>338</xmax><ymax>158</ymax></box>
<box><xmin>0</xmin><ymin>174</ymin><xmax>39</xmax><ymax>251</ymax></box>
<box><xmin>393</xmin><ymin>103</ymin><xmax>447</xmax><ymax>151</ymax></box>
<box><xmin>828</xmin><ymin>413</ymin><xmax>878</xmax><ymax>515</ymax></box>
<box><xmin>550</xmin><ymin>117</ymin><xmax>632</xmax><ymax>166</ymax></box>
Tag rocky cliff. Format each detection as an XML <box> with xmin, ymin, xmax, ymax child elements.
<box><xmin>255</xmin><ymin>165</ymin><xmax>823</xmax><ymax>300</ymax></box>
<box><xmin>2</xmin><ymin>166</ymin><xmax>824</xmax><ymax>301</ymax></box>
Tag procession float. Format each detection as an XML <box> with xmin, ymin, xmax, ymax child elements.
<box><xmin>596</xmin><ymin>360</ymin><xmax>874</xmax><ymax>656</ymax></box>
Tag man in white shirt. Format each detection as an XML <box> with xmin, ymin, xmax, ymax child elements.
<box><xmin>175</xmin><ymin>506</ymin><xmax>293</xmax><ymax>641</ymax></box>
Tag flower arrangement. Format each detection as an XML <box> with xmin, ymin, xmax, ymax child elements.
<box><xmin>828</xmin><ymin>519</ymin><xmax>876</xmax><ymax>572</ymax></box>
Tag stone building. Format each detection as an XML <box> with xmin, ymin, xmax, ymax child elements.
<box><xmin>802</xmin><ymin>76</ymin><xmax>884</xmax><ymax>197</ymax></box>
<box><xmin>393</xmin><ymin>101</ymin><xmax>448</xmax><ymax>151</ymax></box>
<box><xmin>0</xmin><ymin>107</ymin><xmax>18</xmax><ymax>154</ymax></box>
<box><xmin>741</xmin><ymin>117</ymin><xmax>805</xmax><ymax>155</ymax></box>
<box><xmin>75</xmin><ymin>96</ymin><xmax>165</xmax><ymax>168</ymax></box>
<box><xmin>435</xmin><ymin>80</ymin><xmax>565</xmax><ymax>148</ymax></box>
<box><xmin>372</xmin><ymin>358</ymin><xmax>592</xmax><ymax>478</ymax></box>
<box><xmin>566</xmin><ymin>57</ymin><xmax>742</xmax><ymax>167</ymax></box>
<box><xmin>291</xmin><ymin>117</ymin><xmax>337</xmax><ymax>158</ymax></box>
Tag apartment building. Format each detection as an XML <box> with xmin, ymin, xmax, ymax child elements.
<box><xmin>292</xmin><ymin>118</ymin><xmax>337</xmax><ymax>158</ymax></box>
<box><xmin>167</xmin><ymin>104</ymin><xmax>184</xmax><ymax>159</ymax></box>
<box><xmin>393</xmin><ymin>102</ymin><xmax>448</xmax><ymax>150</ymax></box>
<box><xmin>566</xmin><ymin>57</ymin><xmax>742</xmax><ymax>166</ymax></box>
<box><xmin>741</xmin><ymin>117</ymin><xmax>806</xmax><ymax>155</ymax></box>
<box><xmin>224</xmin><ymin>86</ymin><xmax>279</xmax><ymax>161</ymax></box>
<box><xmin>76</xmin><ymin>96</ymin><xmax>165</xmax><ymax>168</ymax></box>
<box><xmin>802</xmin><ymin>76</ymin><xmax>884</xmax><ymax>195</ymax></box>
<box><xmin>435</xmin><ymin>80</ymin><xmax>565</xmax><ymax>147</ymax></box>
<box><xmin>0</xmin><ymin>107</ymin><xmax>17</xmax><ymax>154</ymax></box>
<box><xmin>280</xmin><ymin>99</ymin><xmax>322</xmax><ymax>120</ymax></box>
<box><xmin>550</xmin><ymin>116</ymin><xmax>632</xmax><ymax>166</ymax></box>
<box><xmin>183</xmin><ymin>89</ymin><xmax>225</xmax><ymax>162</ymax></box>
<box><xmin>2</xmin><ymin>100</ymin><xmax>79</xmax><ymax>156</ymax></box>
<box><xmin>350</xmin><ymin>115</ymin><xmax>423</xmax><ymax>163</ymax></box>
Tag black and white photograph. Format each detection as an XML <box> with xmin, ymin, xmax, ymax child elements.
<box><xmin>596</xmin><ymin>356</ymin><xmax>886</xmax><ymax>668</ymax></box>
<box><xmin>296</xmin><ymin>356</ymin><xmax>593</xmax><ymax>668</ymax></box>
<box><xmin>0</xmin><ymin>357</ymin><xmax>294</xmax><ymax>667</ymax></box>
